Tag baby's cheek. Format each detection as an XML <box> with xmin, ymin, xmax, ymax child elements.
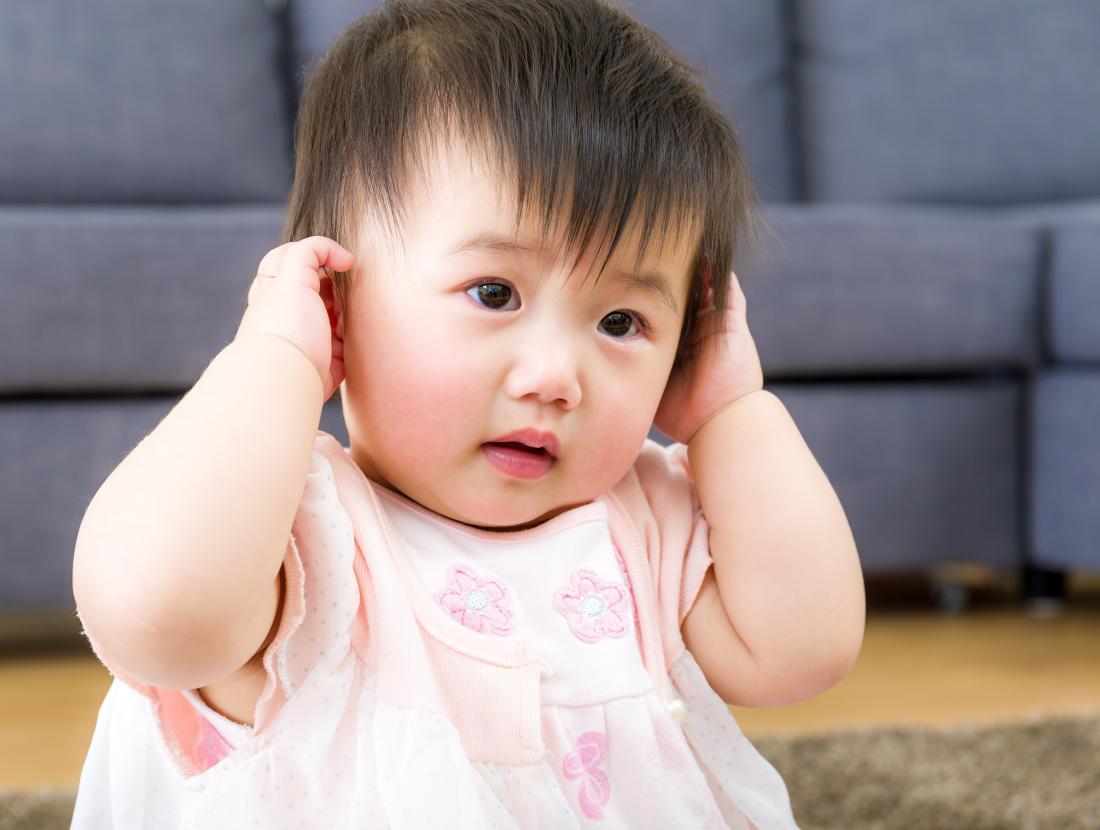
<box><xmin>342</xmin><ymin>302</ymin><xmax>458</xmax><ymax>446</ymax></box>
<box><xmin>378</xmin><ymin>325</ymin><xmax>482</xmax><ymax>454</ymax></box>
<box><xmin>578</xmin><ymin>390</ymin><xmax>653</xmax><ymax>488</ymax></box>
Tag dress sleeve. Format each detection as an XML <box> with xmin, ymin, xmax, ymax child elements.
<box><xmin>75</xmin><ymin>431</ymin><xmax>362</xmax><ymax>778</ymax></box>
<box><xmin>252</xmin><ymin>433</ymin><xmax>364</xmax><ymax>726</ymax></box>
<box><xmin>627</xmin><ymin>438</ymin><xmax>714</xmax><ymax>661</ymax></box>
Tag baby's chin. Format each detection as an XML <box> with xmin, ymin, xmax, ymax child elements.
<box><xmin>452</xmin><ymin>495</ymin><xmax>596</xmax><ymax>533</ymax></box>
<box><xmin>444</xmin><ymin>499</ymin><xmax>556</xmax><ymax>533</ymax></box>
<box><xmin>459</xmin><ymin>512</ymin><xmax>555</xmax><ymax>533</ymax></box>
<box><xmin>374</xmin><ymin>455</ymin><xmax>604</xmax><ymax>532</ymax></box>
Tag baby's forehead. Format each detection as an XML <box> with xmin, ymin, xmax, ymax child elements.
<box><xmin>357</xmin><ymin>131</ymin><xmax>700</xmax><ymax>277</ymax></box>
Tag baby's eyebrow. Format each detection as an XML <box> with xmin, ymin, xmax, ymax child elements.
<box><xmin>446</xmin><ymin>229</ymin><xmax>680</xmax><ymax>315</ymax></box>
<box><xmin>613</xmin><ymin>270</ymin><xmax>679</xmax><ymax>316</ymax></box>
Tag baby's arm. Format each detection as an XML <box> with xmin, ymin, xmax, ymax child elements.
<box><xmin>72</xmin><ymin>333</ymin><xmax>325</xmax><ymax>690</ymax></box>
<box><xmin>681</xmin><ymin>390</ymin><xmax>865</xmax><ymax>707</ymax></box>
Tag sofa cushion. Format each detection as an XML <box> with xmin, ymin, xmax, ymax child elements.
<box><xmin>1047</xmin><ymin>217</ymin><xmax>1100</xmax><ymax>362</ymax></box>
<box><xmin>797</xmin><ymin>0</ymin><xmax>1100</xmax><ymax>203</ymax></box>
<box><xmin>1030</xmin><ymin>370</ymin><xmax>1100</xmax><ymax>570</ymax></box>
<box><xmin>763</xmin><ymin>379</ymin><xmax>1022</xmax><ymax>571</ymax></box>
<box><xmin>0</xmin><ymin>0</ymin><xmax>292</xmax><ymax>202</ymax></box>
<box><xmin>286</xmin><ymin>0</ymin><xmax>796</xmax><ymax>201</ymax></box>
<box><xmin>996</xmin><ymin>201</ymin><xmax>1100</xmax><ymax>362</ymax></box>
<box><xmin>0</xmin><ymin>205</ymin><xmax>287</xmax><ymax>393</ymax></box>
<box><xmin>745</xmin><ymin>204</ymin><xmax>1042</xmax><ymax>375</ymax></box>
<box><xmin>0</xmin><ymin>396</ymin><xmax>349</xmax><ymax>615</ymax></box>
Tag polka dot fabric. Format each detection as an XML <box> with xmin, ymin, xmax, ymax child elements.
<box><xmin>71</xmin><ymin>431</ymin><xmax>799</xmax><ymax>828</ymax></box>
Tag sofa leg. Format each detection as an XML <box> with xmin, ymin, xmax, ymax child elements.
<box><xmin>929</xmin><ymin>579</ymin><xmax>970</xmax><ymax>615</ymax></box>
<box><xmin>927</xmin><ymin>564</ymin><xmax>998</xmax><ymax>615</ymax></box>
<box><xmin>1022</xmin><ymin>564</ymin><xmax>1066</xmax><ymax>618</ymax></box>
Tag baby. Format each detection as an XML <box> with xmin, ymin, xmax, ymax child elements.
<box><xmin>71</xmin><ymin>0</ymin><xmax>865</xmax><ymax>827</ymax></box>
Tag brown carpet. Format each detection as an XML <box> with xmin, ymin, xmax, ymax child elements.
<box><xmin>1</xmin><ymin>713</ymin><xmax>1097</xmax><ymax>829</ymax></box>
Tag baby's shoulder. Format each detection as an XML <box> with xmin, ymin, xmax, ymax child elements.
<box><xmin>609</xmin><ymin>437</ymin><xmax>697</xmax><ymax>517</ymax></box>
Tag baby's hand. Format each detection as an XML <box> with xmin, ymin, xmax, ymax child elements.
<box><xmin>653</xmin><ymin>270</ymin><xmax>764</xmax><ymax>444</ymax></box>
<box><xmin>235</xmin><ymin>236</ymin><xmax>355</xmax><ymax>401</ymax></box>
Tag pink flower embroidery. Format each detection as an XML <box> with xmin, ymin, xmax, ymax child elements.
<box><xmin>563</xmin><ymin>730</ymin><xmax>610</xmax><ymax>820</ymax></box>
<box><xmin>552</xmin><ymin>569</ymin><xmax>631</xmax><ymax>643</ymax></box>
<box><xmin>434</xmin><ymin>564</ymin><xmax>515</xmax><ymax>636</ymax></box>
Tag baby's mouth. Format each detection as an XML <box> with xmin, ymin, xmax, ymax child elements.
<box><xmin>484</xmin><ymin>441</ymin><xmax>550</xmax><ymax>457</ymax></box>
<box><xmin>481</xmin><ymin>441</ymin><xmax>557</xmax><ymax>480</ymax></box>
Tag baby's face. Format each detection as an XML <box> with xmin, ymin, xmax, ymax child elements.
<box><xmin>334</xmin><ymin>136</ymin><xmax>697</xmax><ymax>531</ymax></box>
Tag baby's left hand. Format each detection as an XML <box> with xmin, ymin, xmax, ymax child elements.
<box><xmin>653</xmin><ymin>269</ymin><xmax>764</xmax><ymax>446</ymax></box>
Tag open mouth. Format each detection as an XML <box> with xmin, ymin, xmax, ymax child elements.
<box><xmin>487</xmin><ymin>441</ymin><xmax>550</xmax><ymax>456</ymax></box>
<box><xmin>481</xmin><ymin>441</ymin><xmax>556</xmax><ymax>480</ymax></box>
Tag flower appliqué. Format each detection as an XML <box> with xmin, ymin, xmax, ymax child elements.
<box><xmin>552</xmin><ymin>569</ymin><xmax>631</xmax><ymax>643</ymax></box>
<box><xmin>563</xmin><ymin>730</ymin><xmax>611</xmax><ymax>820</ymax></box>
<box><xmin>434</xmin><ymin>564</ymin><xmax>515</xmax><ymax>636</ymax></box>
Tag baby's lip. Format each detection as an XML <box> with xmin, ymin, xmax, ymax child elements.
<box><xmin>484</xmin><ymin>428</ymin><xmax>561</xmax><ymax>459</ymax></box>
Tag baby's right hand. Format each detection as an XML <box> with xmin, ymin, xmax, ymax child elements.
<box><xmin>235</xmin><ymin>236</ymin><xmax>355</xmax><ymax>401</ymax></box>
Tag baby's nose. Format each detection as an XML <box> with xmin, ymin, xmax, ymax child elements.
<box><xmin>505</xmin><ymin>333</ymin><xmax>581</xmax><ymax>409</ymax></box>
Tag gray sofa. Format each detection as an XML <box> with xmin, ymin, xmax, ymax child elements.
<box><xmin>4</xmin><ymin>0</ymin><xmax>1098</xmax><ymax>644</ymax></box>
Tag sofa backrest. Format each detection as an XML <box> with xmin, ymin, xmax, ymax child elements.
<box><xmin>0</xmin><ymin>0</ymin><xmax>292</xmax><ymax>203</ymax></box>
<box><xmin>797</xmin><ymin>0</ymin><xmax>1100</xmax><ymax>205</ymax></box>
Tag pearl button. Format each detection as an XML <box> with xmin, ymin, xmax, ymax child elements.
<box><xmin>464</xmin><ymin>589</ymin><xmax>489</xmax><ymax>611</ymax></box>
<box><xmin>580</xmin><ymin>595</ymin><xmax>605</xmax><ymax>617</ymax></box>
<box><xmin>667</xmin><ymin>698</ymin><xmax>686</xmax><ymax>721</ymax></box>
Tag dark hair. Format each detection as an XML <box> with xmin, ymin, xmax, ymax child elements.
<box><xmin>282</xmin><ymin>0</ymin><xmax>772</xmax><ymax>372</ymax></box>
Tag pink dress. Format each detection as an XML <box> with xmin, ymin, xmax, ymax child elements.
<box><xmin>71</xmin><ymin>431</ymin><xmax>800</xmax><ymax>829</ymax></box>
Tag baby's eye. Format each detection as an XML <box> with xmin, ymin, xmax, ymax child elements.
<box><xmin>465</xmin><ymin>280</ymin><xmax>650</xmax><ymax>340</ymax></box>
<box><xmin>599</xmin><ymin>311</ymin><xmax>649</xmax><ymax>339</ymax></box>
<box><xmin>466</xmin><ymin>281</ymin><xmax>517</xmax><ymax>311</ymax></box>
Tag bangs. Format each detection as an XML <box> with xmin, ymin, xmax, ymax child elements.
<box><xmin>360</xmin><ymin>110</ymin><xmax>706</xmax><ymax>287</ymax></box>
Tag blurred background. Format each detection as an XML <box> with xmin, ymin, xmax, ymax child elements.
<box><xmin>2</xmin><ymin>0</ymin><xmax>1099</xmax><ymax>821</ymax></box>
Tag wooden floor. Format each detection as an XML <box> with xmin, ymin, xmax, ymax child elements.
<box><xmin>2</xmin><ymin>570</ymin><xmax>1099</xmax><ymax>791</ymax></box>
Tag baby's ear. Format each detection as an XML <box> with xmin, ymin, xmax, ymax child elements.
<box><xmin>318</xmin><ymin>274</ymin><xmax>345</xmax><ymax>340</ymax></box>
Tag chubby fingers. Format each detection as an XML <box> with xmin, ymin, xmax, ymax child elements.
<box><xmin>247</xmin><ymin>237</ymin><xmax>355</xmax><ymax>306</ymax></box>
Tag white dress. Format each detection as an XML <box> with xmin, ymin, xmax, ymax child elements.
<box><xmin>70</xmin><ymin>431</ymin><xmax>800</xmax><ymax>829</ymax></box>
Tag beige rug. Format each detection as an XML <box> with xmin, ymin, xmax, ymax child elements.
<box><xmin>2</xmin><ymin>713</ymin><xmax>1097</xmax><ymax>829</ymax></box>
<box><xmin>755</xmin><ymin>712</ymin><xmax>1100</xmax><ymax>829</ymax></box>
